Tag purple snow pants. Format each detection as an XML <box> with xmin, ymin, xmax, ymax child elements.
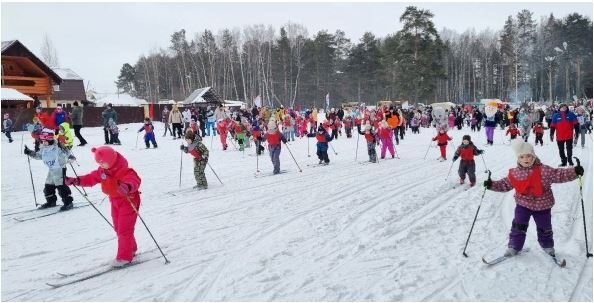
<box><xmin>508</xmin><ymin>204</ymin><xmax>553</xmax><ymax>251</ymax></box>
<box><xmin>485</xmin><ymin>126</ymin><xmax>495</xmax><ymax>143</ymax></box>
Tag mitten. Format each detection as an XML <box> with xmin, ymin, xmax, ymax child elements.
<box><xmin>64</xmin><ymin>177</ymin><xmax>80</xmax><ymax>186</ymax></box>
<box><xmin>575</xmin><ymin>165</ymin><xmax>584</xmax><ymax>176</ymax></box>
<box><xmin>483</xmin><ymin>179</ymin><xmax>492</xmax><ymax>189</ymax></box>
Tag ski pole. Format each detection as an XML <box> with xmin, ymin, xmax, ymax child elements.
<box><xmin>207</xmin><ymin>162</ymin><xmax>223</xmax><ymax>185</ymax></box>
<box><xmin>423</xmin><ymin>139</ymin><xmax>433</xmax><ymax>160</ymax></box>
<box><xmin>283</xmin><ymin>142</ymin><xmax>303</xmax><ymax>172</ymax></box>
<box><xmin>20</xmin><ymin>132</ymin><xmax>25</xmax><ymax>157</ymax></box>
<box><xmin>574</xmin><ymin>157</ymin><xmax>593</xmax><ymax>258</ymax></box>
<box><xmin>480</xmin><ymin>153</ymin><xmax>489</xmax><ymax>173</ymax></box>
<box><xmin>463</xmin><ymin>170</ymin><xmax>491</xmax><ymax>257</ymax></box>
<box><xmin>124</xmin><ymin>194</ymin><xmax>170</xmax><ymax>264</ymax></box>
<box><xmin>329</xmin><ymin>142</ymin><xmax>337</xmax><ymax>155</ymax></box>
<box><xmin>307</xmin><ymin>135</ymin><xmax>311</xmax><ymax>157</ymax></box>
<box><xmin>445</xmin><ymin>160</ymin><xmax>455</xmax><ymax>181</ymax></box>
<box><xmin>25</xmin><ymin>152</ymin><xmax>38</xmax><ymax>207</ymax></box>
<box><xmin>210</xmin><ymin>132</ymin><xmax>214</xmax><ymax>150</ymax></box>
<box><xmin>71</xmin><ymin>184</ymin><xmax>114</xmax><ymax>229</ymax></box>
<box><xmin>135</xmin><ymin>132</ymin><xmax>139</xmax><ymax>149</ymax></box>
<box><xmin>256</xmin><ymin>142</ymin><xmax>260</xmax><ymax>173</ymax></box>
<box><xmin>355</xmin><ymin>131</ymin><xmax>360</xmax><ymax>162</ymax></box>
<box><xmin>179</xmin><ymin>149</ymin><xmax>183</xmax><ymax>188</ymax></box>
<box><xmin>68</xmin><ymin>162</ymin><xmax>88</xmax><ymax>196</ymax></box>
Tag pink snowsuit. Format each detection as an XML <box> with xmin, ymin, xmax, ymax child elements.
<box><xmin>77</xmin><ymin>152</ymin><xmax>141</xmax><ymax>262</ymax></box>
<box><xmin>378</xmin><ymin>127</ymin><xmax>395</xmax><ymax>158</ymax></box>
<box><xmin>448</xmin><ymin>114</ymin><xmax>456</xmax><ymax>129</ymax></box>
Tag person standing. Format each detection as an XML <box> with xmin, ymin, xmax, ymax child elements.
<box><xmin>550</xmin><ymin>103</ymin><xmax>578</xmax><ymax>166</ymax></box>
<box><xmin>168</xmin><ymin>104</ymin><xmax>183</xmax><ymax>139</ymax></box>
<box><xmin>71</xmin><ymin>101</ymin><xmax>88</xmax><ymax>146</ymax></box>
<box><xmin>51</xmin><ymin>106</ymin><xmax>68</xmax><ymax>134</ymax></box>
<box><xmin>162</xmin><ymin>106</ymin><xmax>173</xmax><ymax>137</ymax></box>
<box><xmin>102</xmin><ymin>103</ymin><xmax>118</xmax><ymax>144</ymax></box>
<box><xmin>2</xmin><ymin>113</ymin><xmax>14</xmax><ymax>143</ymax></box>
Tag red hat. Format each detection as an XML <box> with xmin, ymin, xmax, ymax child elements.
<box><xmin>91</xmin><ymin>146</ymin><xmax>118</xmax><ymax>167</ymax></box>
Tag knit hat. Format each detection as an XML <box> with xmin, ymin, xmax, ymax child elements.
<box><xmin>39</xmin><ymin>128</ymin><xmax>55</xmax><ymax>141</ymax></box>
<box><xmin>380</xmin><ymin>120</ymin><xmax>388</xmax><ymax>128</ymax></box>
<box><xmin>268</xmin><ymin>120</ymin><xmax>277</xmax><ymax>131</ymax></box>
<box><xmin>91</xmin><ymin>146</ymin><xmax>118</xmax><ymax>168</ymax></box>
<box><xmin>511</xmin><ymin>139</ymin><xmax>535</xmax><ymax>157</ymax></box>
<box><xmin>317</xmin><ymin>126</ymin><xmax>325</xmax><ymax>133</ymax></box>
<box><xmin>462</xmin><ymin>134</ymin><xmax>471</xmax><ymax>142</ymax></box>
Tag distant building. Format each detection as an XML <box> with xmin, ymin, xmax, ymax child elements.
<box><xmin>1</xmin><ymin>40</ymin><xmax>62</xmax><ymax>108</ymax></box>
<box><xmin>183</xmin><ymin>87</ymin><xmax>223</xmax><ymax>107</ymax></box>
<box><xmin>52</xmin><ymin>67</ymin><xmax>88</xmax><ymax>108</ymax></box>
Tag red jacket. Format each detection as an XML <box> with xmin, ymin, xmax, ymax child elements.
<box><xmin>378</xmin><ymin>127</ymin><xmax>392</xmax><ymax>140</ymax></box>
<box><xmin>265</xmin><ymin>131</ymin><xmax>282</xmax><ymax>145</ymax></box>
<box><xmin>432</xmin><ymin>132</ymin><xmax>452</xmax><ymax>146</ymax></box>
<box><xmin>533</xmin><ymin>125</ymin><xmax>544</xmax><ymax>134</ymax></box>
<box><xmin>454</xmin><ymin>143</ymin><xmax>480</xmax><ymax>161</ymax></box>
<box><xmin>506</xmin><ymin>128</ymin><xmax>520</xmax><ymax>136</ymax></box>
<box><xmin>550</xmin><ymin>111</ymin><xmax>578</xmax><ymax>141</ymax></box>
<box><xmin>78</xmin><ymin>153</ymin><xmax>141</xmax><ymax>200</ymax></box>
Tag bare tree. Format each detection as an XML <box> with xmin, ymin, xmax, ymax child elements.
<box><xmin>41</xmin><ymin>33</ymin><xmax>59</xmax><ymax>68</ymax></box>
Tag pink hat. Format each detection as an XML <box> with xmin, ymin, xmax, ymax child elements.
<box><xmin>91</xmin><ymin>146</ymin><xmax>118</xmax><ymax>167</ymax></box>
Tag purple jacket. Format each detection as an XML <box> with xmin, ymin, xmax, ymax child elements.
<box><xmin>490</xmin><ymin>158</ymin><xmax>577</xmax><ymax>211</ymax></box>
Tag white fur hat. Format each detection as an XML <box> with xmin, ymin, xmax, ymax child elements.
<box><xmin>511</xmin><ymin>139</ymin><xmax>535</xmax><ymax>157</ymax></box>
<box><xmin>268</xmin><ymin>121</ymin><xmax>277</xmax><ymax>131</ymax></box>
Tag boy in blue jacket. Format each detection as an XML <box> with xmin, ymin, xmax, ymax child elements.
<box><xmin>138</xmin><ymin>117</ymin><xmax>158</xmax><ymax>148</ymax></box>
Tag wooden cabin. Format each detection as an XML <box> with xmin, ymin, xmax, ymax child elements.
<box><xmin>1</xmin><ymin>40</ymin><xmax>62</xmax><ymax>108</ymax></box>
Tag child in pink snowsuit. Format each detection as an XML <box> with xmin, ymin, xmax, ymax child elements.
<box><xmin>65</xmin><ymin>146</ymin><xmax>142</xmax><ymax>267</ymax></box>
<box><xmin>448</xmin><ymin>113</ymin><xmax>456</xmax><ymax>129</ymax></box>
<box><xmin>378</xmin><ymin>120</ymin><xmax>395</xmax><ymax>159</ymax></box>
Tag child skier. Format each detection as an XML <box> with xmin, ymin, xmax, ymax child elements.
<box><xmin>234</xmin><ymin>118</ymin><xmax>249</xmax><ymax>151</ymax></box>
<box><xmin>432</xmin><ymin>127</ymin><xmax>453</xmax><ymax>161</ymax></box>
<box><xmin>358</xmin><ymin>122</ymin><xmax>378</xmax><ymax>163</ymax></box>
<box><xmin>506</xmin><ymin>124</ymin><xmax>521</xmax><ymax>140</ymax></box>
<box><xmin>31</xmin><ymin>117</ymin><xmax>43</xmax><ymax>151</ymax></box>
<box><xmin>411</xmin><ymin>113</ymin><xmax>421</xmax><ymax>134</ymax></box>
<box><xmin>378</xmin><ymin>120</ymin><xmax>395</xmax><ymax>159</ymax></box>
<box><xmin>344</xmin><ymin>115</ymin><xmax>353</xmax><ymax>138</ymax></box>
<box><xmin>264</xmin><ymin>120</ymin><xmax>287</xmax><ymax>174</ymax></box>
<box><xmin>2</xmin><ymin>113</ymin><xmax>13</xmax><ymax>143</ymax></box>
<box><xmin>180</xmin><ymin>129</ymin><xmax>209</xmax><ymax>190</ymax></box>
<box><xmin>533</xmin><ymin>122</ymin><xmax>544</xmax><ymax>146</ymax></box>
<box><xmin>108</xmin><ymin>118</ymin><xmax>121</xmax><ymax>145</ymax></box>
<box><xmin>64</xmin><ymin>146</ymin><xmax>142</xmax><ymax>267</ymax></box>
<box><xmin>452</xmin><ymin>135</ymin><xmax>483</xmax><ymax>186</ymax></box>
<box><xmin>56</xmin><ymin>122</ymin><xmax>74</xmax><ymax>149</ymax></box>
<box><xmin>307</xmin><ymin>125</ymin><xmax>333</xmax><ymax>165</ymax></box>
<box><xmin>216</xmin><ymin>119</ymin><xmax>229</xmax><ymax>150</ymax></box>
<box><xmin>24</xmin><ymin>128</ymin><xmax>75</xmax><ymax>210</ymax></box>
<box><xmin>138</xmin><ymin>117</ymin><xmax>158</xmax><ymax>149</ymax></box>
<box><xmin>251</xmin><ymin>122</ymin><xmax>265</xmax><ymax>155</ymax></box>
<box><xmin>483</xmin><ymin>139</ymin><xmax>583</xmax><ymax>257</ymax></box>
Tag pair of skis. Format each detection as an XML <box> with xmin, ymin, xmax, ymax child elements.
<box><xmin>481</xmin><ymin>248</ymin><xmax>566</xmax><ymax>268</ymax></box>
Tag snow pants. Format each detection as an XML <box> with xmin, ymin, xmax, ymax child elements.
<box><xmin>236</xmin><ymin>132</ymin><xmax>246</xmax><ymax>151</ymax></box>
<box><xmin>439</xmin><ymin>145</ymin><xmax>447</xmax><ymax>159</ymax></box>
<box><xmin>535</xmin><ymin>133</ymin><xmax>544</xmax><ymax>146</ymax></box>
<box><xmin>317</xmin><ymin>150</ymin><xmax>329</xmax><ymax>163</ymax></box>
<box><xmin>219</xmin><ymin>131</ymin><xmax>228</xmax><ymax>150</ymax></box>
<box><xmin>576</xmin><ymin>127</ymin><xmax>587</xmax><ymax>147</ymax></box>
<box><xmin>193</xmin><ymin>158</ymin><xmax>208</xmax><ymax>188</ymax></box>
<box><xmin>110</xmin><ymin>194</ymin><xmax>140</xmax><ymax>262</ymax></box>
<box><xmin>345</xmin><ymin>127</ymin><xmax>352</xmax><ymax>138</ymax></box>
<box><xmin>144</xmin><ymin>133</ymin><xmax>157</xmax><ymax>148</ymax></box>
<box><xmin>367</xmin><ymin>142</ymin><xmax>377</xmax><ymax>162</ymax></box>
<box><xmin>380</xmin><ymin>137</ymin><xmax>394</xmax><ymax>158</ymax></box>
<box><xmin>556</xmin><ymin>139</ymin><xmax>574</xmax><ymax>166</ymax></box>
<box><xmin>485</xmin><ymin>126</ymin><xmax>495</xmax><ymax>143</ymax></box>
<box><xmin>206</xmin><ymin>121</ymin><xmax>216</xmax><ymax>136</ymax></box>
<box><xmin>509</xmin><ymin>204</ymin><xmax>553</xmax><ymax>251</ymax></box>
<box><xmin>458</xmin><ymin>160</ymin><xmax>476</xmax><ymax>184</ymax></box>
<box><xmin>43</xmin><ymin>182</ymin><xmax>73</xmax><ymax>206</ymax></box>
<box><xmin>269</xmin><ymin>144</ymin><xmax>281</xmax><ymax>173</ymax></box>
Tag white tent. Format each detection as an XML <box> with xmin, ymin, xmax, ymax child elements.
<box><xmin>94</xmin><ymin>93</ymin><xmax>147</xmax><ymax>107</ymax></box>
<box><xmin>430</xmin><ymin>102</ymin><xmax>456</xmax><ymax>109</ymax></box>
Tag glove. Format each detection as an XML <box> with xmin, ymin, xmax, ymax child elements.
<box><xmin>452</xmin><ymin>156</ymin><xmax>458</xmax><ymax>162</ymax></box>
<box><xmin>68</xmin><ymin>155</ymin><xmax>77</xmax><ymax>163</ymax></box>
<box><xmin>24</xmin><ymin>145</ymin><xmax>32</xmax><ymax>156</ymax></box>
<box><xmin>575</xmin><ymin>165</ymin><xmax>584</xmax><ymax>176</ymax></box>
<box><xmin>483</xmin><ymin>178</ymin><xmax>492</xmax><ymax>189</ymax></box>
<box><xmin>282</xmin><ymin>138</ymin><xmax>287</xmax><ymax>144</ymax></box>
<box><xmin>180</xmin><ymin>144</ymin><xmax>188</xmax><ymax>153</ymax></box>
<box><xmin>477</xmin><ymin>149</ymin><xmax>484</xmax><ymax>155</ymax></box>
<box><xmin>202</xmin><ymin>157</ymin><xmax>208</xmax><ymax>162</ymax></box>
<box><xmin>117</xmin><ymin>182</ymin><xmax>131</xmax><ymax>195</ymax></box>
<box><xmin>64</xmin><ymin>177</ymin><xmax>79</xmax><ymax>186</ymax></box>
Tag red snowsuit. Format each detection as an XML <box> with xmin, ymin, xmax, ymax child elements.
<box><xmin>77</xmin><ymin>153</ymin><xmax>141</xmax><ymax>262</ymax></box>
<box><xmin>216</xmin><ymin>121</ymin><xmax>229</xmax><ymax>149</ymax></box>
<box><xmin>433</xmin><ymin>132</ymin><xmax>452</xmax><ymax>159</ymax></box>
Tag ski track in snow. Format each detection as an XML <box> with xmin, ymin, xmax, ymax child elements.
<box><xmin>1</xmin><ymin>123</ymin><xmax>592</xmax><ymax>301</ymax></box>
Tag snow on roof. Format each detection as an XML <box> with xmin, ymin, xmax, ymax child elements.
<box><xmin>183</xmin><ymin>87</ymin><xmax>211</xmax><ymax>104</ymax></box>
<box><xmin>94</xmin><ymin>93</ymin><xmax>147</xmax><ymax>107</ymax></box>
<box><xmin>1</xmin><ymin>88</ymin><xmax>33</xmax><ymax>101</ymax></box>
<box><xmin>1</xmin><ymin>40</ymin><xmax>16</xmax><ymax>52</ymax></box>
<box><xmin>52</xmin><ymin>68</ymin><xmax>83</xmax><ymax>80</ymax></box>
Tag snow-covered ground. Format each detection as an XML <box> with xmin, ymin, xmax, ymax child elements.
<box><xmin>1</xmin><ymin>122</ymin><xmax>592</xmax><ymax>301</ymax></box>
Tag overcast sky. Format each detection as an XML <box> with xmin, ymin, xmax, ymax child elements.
<box><xmin>2</xmin><ymin>2</ymin><xmax>592</xmax><ymax>96</ymax></box>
